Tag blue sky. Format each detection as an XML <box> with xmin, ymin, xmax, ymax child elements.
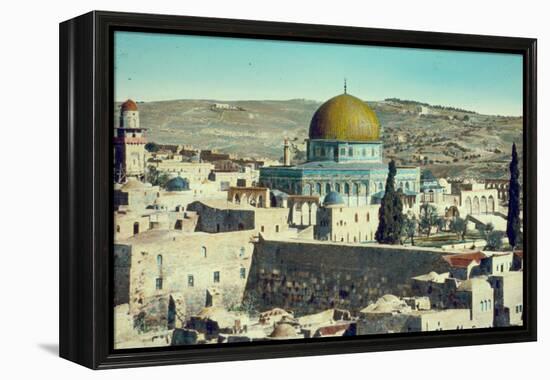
<box><xmin>115</xmin><ymin>31</ymin><xmax>523</xmax><ymax>116</ymax></box>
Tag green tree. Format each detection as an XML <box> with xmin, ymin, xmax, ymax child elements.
<box><xmin>477</xmin><ymin>222</ymin><xmax>495</xmax><ymax>238</ymax></box>
<box><xmin>506</xmin><ymin>143</ymin><xmax>522</xmax><ymax>249</ymax></box>
<box><xmin>436</xmin><ymin>216</ymin><xmax>447</xmax><ymax>233</ymax></box>
<box><xmin>402</xmin><ymin>215</ymin><xmax>418</xmax><ymax>246</ymax></box>
<box><xmin>485</xmin><ymin>230</ymin><xmax>504</xmax><ymax>251</ymax></box>
<box><xmin>375</xmin><ymin>160</ymin><xmax>404</xmax><ymax>244</ymax></box>
<box><xmin>419</xmin><ymin>203</ymin><xmax>438</xmax><ymax>237</ymax></box>
<box><xmin>145</xmin><ymin>166</ymin><xmax>158</xmax><ymax>184</ymax></box>
<box><xmin>146</xmin><ymin>166</ymin><xmax>171</xmax><ymax>187</ymax></box>
<box><xmin>450</xmin><ymin>217</ymin><xmax>467</xmax><ymax>241</ymax></box>
<box><xmin>145</xmin><ymin>142</ymin><xmax>160</xmax><ymax>152</ymax></box>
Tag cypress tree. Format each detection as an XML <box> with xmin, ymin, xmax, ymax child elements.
<box><xmin>375</xmin><ymin>160</ymin><xmax>404</xmax><ymax>244</ymax></box>
<box><xmin>506</xmin><ymin>143</ymin><xmax>521</xmax><ymax>248</ymax></box>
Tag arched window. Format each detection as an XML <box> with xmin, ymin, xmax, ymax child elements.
<box><xmin>405</xmin><ymin>182</ymin><xmax>410</xmax><ymax>191</ymax></box>
<box><xmin>473</xmin><ymin>196</ymin><xmax>480</xmax><ymax>214</ymax></box>
<box><xmin>335</xmin><ymin>183</ymin><xmax>341</xmax><ymax>192</ymax></box>
<box><xmin>344</xmin><ymin>183</ymin><xmax>350</xmax><ymax>195</ymax></box>
<box><xmin>116</xmin><ymin>225</ymin><xmax>120</xmax><ymax>233</ymax></box>
<box><xmin>156</xmin><ymin>255</ymin><xmax>162</xmax><ymax>267</ymax></box>
<box><xmin>367</xmin><ymin>213</ymin><xmax>370</xmax><ymax>222</ymax></box>
<box><xmin>465</xmin><ymin>197</ymin><xmax>472</xmax><ymax>215</ymax></box>
<box><xmin>488</xmin><ymin>195</ymin><xmax>495</xmax><ymax>213</ymax></box>
<box><xmin>355</xmin><ymin>213</ymin><xmax>359</xmax><ymax>223</ymax></box>
<box><xmin>315</xmin><ymin>183</ymin><xmax>322</xmax><ymax>194</ymax></box>
<box><xmin>201</xmin><ymin>246</ymin><xmax>207</xmax><ymax>258</ymax></box>
<box><xmin>133</xmin><ymin>222</ymin><xmax>139</xmax><ymax>235</ymax></box>
<box><xmin>480</xmin><ymin>301</ymin><xmax>484</xmax><ymax>311</ymax></box>
<box><xmin>325</xmin><ymin>183</ymin><xmax>331</xmax><ymax>194</ymax></box>
<box><xmin>352</xmin><ymin>183</ymin><xmax>358</xmax><ymax>195</ymax></box>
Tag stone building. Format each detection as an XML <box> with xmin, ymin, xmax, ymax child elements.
<box><xmin>114</xmin><ymin>177</ymin><xmax>159</xmax><ymax>211</ymax></box>
<box><xmin>356</xmin><ymin>294</ymin><xmax>476</xmax><ymax>334</ymax></box>
<box><xmin>484</xmin><ymin>178</ymin><xmax>509</xmax><ymax>203</ymax></box>
<box><xmin>443</xmin><ymin>251</ymin><xmax>487</xmax><ymax>280</ymax></box>
<box><xmin>227</xmin><ymin>186</ymin><xmax>270</xmax><ymax>208</ymax></box>
<box><xmin>315</xmin><ymin>191</ymin><xmax>379</xmax><ymax>242</ymax></box>
<box><xmin>459</xmin><ymin>186</ymin><xmax>499</xmax><ymax>216</ymax></box>
<box><xmin>411</xmin><ymin>272</ymin><xmax>495</xmax><ymax>328</ymax></box>
<box><xmin>287</xmin><ymin>195</ymin><xmax>320</xmax><ymax>227</ymax></box>
<box><xmin>187</xmin><ymin>200</ymin><xmax>255</xmax><ymax>233</ymax></box>
<box><xmin>480</xmin><ymin>251</ymin><xmax>514</xmax><ymax>275</ymax></box>
<box><xmin>186</xmin><ymin>199</ymin><xmax>293</xmax><ymax>238</ymax></box>
<box><xmin>114</xmin><ymin>229</ymin><xmax>255</xmax><ymax>327</ymax></box>
<box><xmin>489</xmin><ymin>271</ymin><xmax>523</xmax><ymax>326</ymax></box>
<box><xmin>259</xmin><ymin>90</ymin><xmax>421</xmax><ymax>206</ymax></box>
<box><xmin>208</xmin><ymin>167</ymin><xmax>259</xmax><ymax>190</ymax></box>
<box><xmin>113</xmin><ymin>176</ymin><xmax>214</xmax><ymax>240</ymax></box>
<box><xmin>419</xmin><ymin>169</ymin><xmax>446</xmax><ymax>204</ymax></box>
<box><xmin>148</xmin><ymin>159</ymin><xmax>214</xmax><ymax>184</ymax></box>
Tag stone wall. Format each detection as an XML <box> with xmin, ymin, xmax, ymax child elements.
<box><xmin>244</xmin><ymin>238</ymin><xmax>452</xmax><ymax>316</ymax></box>
<box><xmin>187</xmin><ymin>201</ymin><xmax>255</xmax><ymax>233</ymax></box>
<box><xmin>114</xmin><ymin>244</ymin><xmax>131</xmax><ymax>305</ymax></box>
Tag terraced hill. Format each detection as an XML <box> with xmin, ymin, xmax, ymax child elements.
<box><xmin>116</xmin><ymin>98</ymin><xmax>522</xmax><ymax>180</ymax></box>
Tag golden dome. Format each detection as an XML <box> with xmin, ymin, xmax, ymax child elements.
<box><xmin>309</xmin><ymin>93</ymin><xmax>380</xmax><ymax>141</ymax></box>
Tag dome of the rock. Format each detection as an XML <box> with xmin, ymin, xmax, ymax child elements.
<box><xmin>309</xmin><ymin>93</ymin><xmax>380</xmax><ymax>141</ymax></box>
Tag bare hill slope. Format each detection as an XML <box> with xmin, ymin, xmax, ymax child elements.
<box><xmin>117</xmin><ymin>98</ymin><xmax>522</xmax><ymax>179</ymax></box>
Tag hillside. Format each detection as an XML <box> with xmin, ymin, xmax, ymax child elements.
<box><xmin>116</xmin><ymin>98</ymin><xmax>523</xmax><ymax>180</ymax></box>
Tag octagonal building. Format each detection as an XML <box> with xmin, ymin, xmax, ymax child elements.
<box><xmin>259</xmin><ymin>91</ymin><xmax>420</xmax><ymax>206</ymax></box>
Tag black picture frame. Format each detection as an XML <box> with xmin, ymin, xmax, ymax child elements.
<box><xmin>59</xmin><ymin>10</ymin><xmax>537</xmax><ymax>369</ymax></box>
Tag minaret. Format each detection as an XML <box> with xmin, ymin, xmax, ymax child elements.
<box><xmin>114</xmin><ymin>99</ymin><xmax>147</xmax><ymax>182</ymax></box>
<box><xmin>283</xmin><ymin>138</ymin><xmax>291</xmax><ymax>166</ymax></box>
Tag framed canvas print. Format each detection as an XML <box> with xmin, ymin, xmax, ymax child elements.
<box><xmin>59</xmin><ymin>11</ymin><xmax>537</xmax><ymax>369</ymax></box>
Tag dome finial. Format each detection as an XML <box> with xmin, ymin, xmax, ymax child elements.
<box><xmin>344</xmin><ymin>78</ymin><xmax>347</xmax><ymax>94</ymax></box>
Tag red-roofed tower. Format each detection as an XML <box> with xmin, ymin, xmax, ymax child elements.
<box><xmin>114</xmin><ymin>99</ymin><xmax>147</xmax><ymax>182</ymax></box>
